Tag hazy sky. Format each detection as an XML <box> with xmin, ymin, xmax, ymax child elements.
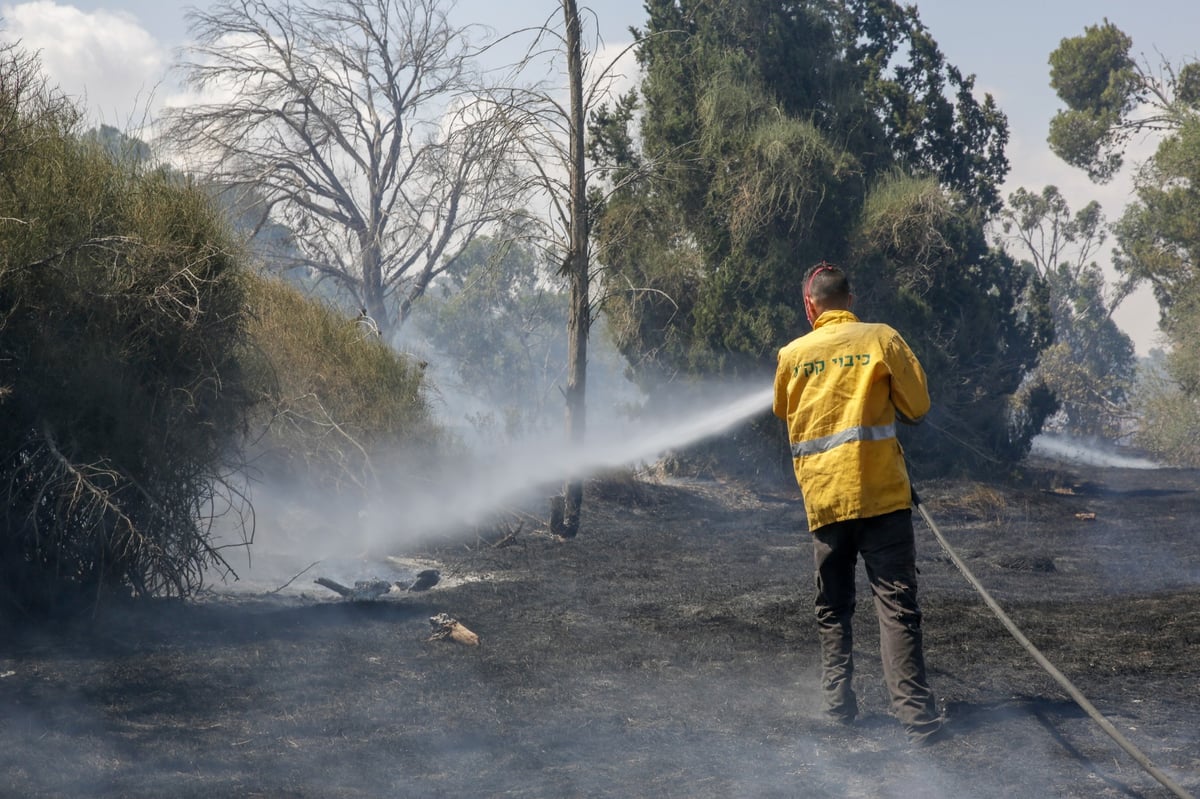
<box><xmin>4</xmin><ymin>0</ymin><xmax>1199</xmax><ymax>354</ymax></box>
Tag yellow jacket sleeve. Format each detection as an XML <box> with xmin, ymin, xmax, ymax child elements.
<box><xmin>884</xmin><ymin>330</ymin><xmax>930</xmax><ymax>424</ymax></box>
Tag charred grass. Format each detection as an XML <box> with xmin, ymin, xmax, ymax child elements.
<box><xmin>1</xmin><ymin>463</ymin><xmax>1198</xmax><ymax>798</ymax></box>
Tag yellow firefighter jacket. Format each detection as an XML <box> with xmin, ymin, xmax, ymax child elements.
<box><xmin>773</xmin><ymin>310</ymin><xmax>930</xmax><ymax>532</ymax></box>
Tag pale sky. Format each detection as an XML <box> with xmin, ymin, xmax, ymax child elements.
<box><xmin>4</xmin><ymin>0</ymin><xmax>1199</xmax><ymax>355</ymax></box>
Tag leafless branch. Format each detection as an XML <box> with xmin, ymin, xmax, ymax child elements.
<box><xmin>165</xmin><ymin>0</ymin><xmax>525</xmax><ymax>338</ymax></box>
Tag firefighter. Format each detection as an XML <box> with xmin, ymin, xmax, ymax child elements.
<box><xmin>773</xmin><ymin>262</ymin><xmax>945</xmax><ymax>746</ymax></box>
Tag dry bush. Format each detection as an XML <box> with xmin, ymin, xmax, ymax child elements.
<box><xmin>1132</xmin><ymin>381</ymin><xmax>1200</xmax><ymax>467</ymax></box>
<box><xmin>928</xmin><ymin>483</ymin><xmax>1009</xmax><ymax>522</ymax></box>
<box><xmin>0</xmin><ymin>45</ymin><xmax>254</xmax><ymax>613</ymax></box>
<box><xmin>853</xmin><ymin>171</ymin><xmax>955</xmax><ymax>286</ymax></box>
<box><xmin>238</xmin><ymin>275</ymin><xmax>440</xmax><ymax>498</ymax></box>
<box><xmin>1133</xmin><ymin>301</ymin><xmax>1200</xmax><ymax>467</ymax></box>
<box><xmin>727</xmin><ymin>116</ymin><xmax>853</xmax><ymax>244</ymax></box>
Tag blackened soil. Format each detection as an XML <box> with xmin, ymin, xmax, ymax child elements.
<box><xmin>1</xmin><ymin>460</ymin><xmax>1198</xmax><ymax>798</ymax></box>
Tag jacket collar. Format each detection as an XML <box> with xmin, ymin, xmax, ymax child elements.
<box><xmin>813</xmin><ymin>309</ymin><xmax>859</xmax><ymax>330</ymax></box>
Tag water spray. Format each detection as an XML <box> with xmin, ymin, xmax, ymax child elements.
<box><xmin>913</xmin><ymin>492</ymin><xmax>1195</xmax><ymax>799</ymax></box>
<box><xmin>361</xmin><ymin>385</ymin><xmax>774</xmax><ymax>552</ymax></box>
<box><xmin>570</xmin><ymin>386</ymin><xmax>774</xmax><ymax>476</ymax></box>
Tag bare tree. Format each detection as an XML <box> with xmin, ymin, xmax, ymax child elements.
<box><xmin>165</xmin><ymin>0</ymin><xmax>521</xmax><ymax>339</ymax></box>
<box><xmin>558</xmin><ymin>0</ymin><xmax>589</xmax><ymax>538</ymax></box>
<box><xmin>477</xmin><ymin>3</ymin><xmax>646</xmax><ymax>537</ymax></box>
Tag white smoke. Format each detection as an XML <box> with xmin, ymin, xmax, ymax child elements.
<box><xmin>210</xmin><ymin>383</ymin><xmax>774</xmax><ymax>593</ymax></box>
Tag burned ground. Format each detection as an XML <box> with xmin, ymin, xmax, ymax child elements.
<box><xmin>1</xmin><ymin>459</ymin><xmax>1198</xmax><ymax>798</ymax></box>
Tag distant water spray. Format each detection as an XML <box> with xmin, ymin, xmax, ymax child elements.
<box><xmin>1030</xmin><ymin>434</ymin><xmax>1160</xmax><ymax>470</ymax></box>
<box><xmin>362</xmin><ymin>386</ymin><xmax>774</xmax><ymax>551</ymax></box>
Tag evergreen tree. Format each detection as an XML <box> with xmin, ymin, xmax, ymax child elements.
<box><xmin>594</xmin><ymin>0</ymin><xmax>1049</xmax><ymax>472</ymax></box>
<box><xmin>1048</xmin><ymin>22</ymin><xmax>1200</xmax><ymax>463</ymax></box>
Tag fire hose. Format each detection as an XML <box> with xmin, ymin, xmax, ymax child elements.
<box><xmin>913</xmin><ymin>494</ymin><xmax>1196</xmax><ymax>799</ymax></box>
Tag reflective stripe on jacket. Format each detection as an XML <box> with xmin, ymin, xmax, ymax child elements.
<box><xmin>773</xmin><ymin>310</ymin><xmax>930</xmax><ymax>532</ymax></box>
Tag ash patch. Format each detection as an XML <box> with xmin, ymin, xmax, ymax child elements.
<box><xmin>993</xmin><ymin>555</ymin><xmax>1058</xmax><ymax>573</ymax></box>
<box><xmin>0</xmin><ymin>467</ymin><xmax>1198</xmax><ymax>798</ymax></box>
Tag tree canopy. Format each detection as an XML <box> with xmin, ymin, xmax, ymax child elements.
<box><xmin>594</xmin><ymin>0</ymin><xmax>1049</xmax><ymax>472</ymax></box>
<box><xmin>166</xmin><ymin>0</ymin><xmax>522</xmax><ymax>340</ymax></box>
<box><xmin>1000</xmin><ymin>186</ymin><xmax>1136</xmax><ymax>439</ymax></box>
<box><xmin>1048</xmin><ymin>21</ymin><xmax>1200</xmax><ymax>463</ymax></box>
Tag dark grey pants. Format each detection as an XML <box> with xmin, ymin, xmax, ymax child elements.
<box><xmin>812</xmin><ymin>509</ymin><xmax>941</xmax><ymax>739</ymax></box>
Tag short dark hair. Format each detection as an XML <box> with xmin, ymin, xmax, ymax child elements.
<box><xmin>804</xmin><ymin>262</ymin><xmax>851</xmax><ymax>304</ymax></box>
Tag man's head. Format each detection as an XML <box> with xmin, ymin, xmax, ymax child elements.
<box><xmin>804</xmin><ymin>262</ymin><xmax>852</xmax><ymax>325</ymax></box>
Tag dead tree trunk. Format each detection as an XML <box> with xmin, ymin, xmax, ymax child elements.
<box><xmin>556</xmin><ymin>0</ymin><xmax>590</xmax><ymax>539</ymax></box>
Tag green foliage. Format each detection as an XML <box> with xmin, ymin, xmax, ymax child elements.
<box><xmin>599</xmin><ymin>1</ymin><xmax>1045</xmax><ymax>473</ymax></box>
<box><xmin>634</xmin><ymin>0</ymin><xmax>863</xmax><ymax>232</ymax></box>
<box><xmin>1120</xmin><ymin>118</ymin><xmax>1200</xmax><ymax>464</ymax></box>
<box><xmin>1111</xmin><ymin>115</ymin><xmax>1200</xmax><ymax>377</ymax></box>
<box><xmin>596</xmin><ymin>189</ymin><xmax>708</xmax><ymax>386</ymax></box>
<box><xmin>1179</xmin><ymin>63</ymin><xmax>1200</xmax><ymax>107</ymax></box>
<box><xmin>1050</xmin><ymin>261</ymin><xmax>1135</xmax><ymax>437</ymax></box>
<box><xmin>587</xmin><ymin>90</ymin><xmax>642</xmax><ymax>186</ymax></box>
<box><xmin>1049</xmin><ymin>21</ymin><xmax>1139</xmax><ymax>114</ymax></box>
<box><xmin>1048</xmin><ymin>21</ymin><xmax>1200</xmax><ymax>462</ymax></box>
<box><xmin>1116</xmin><ymin>116</ymin><xmax>1200</xmax><ymax>319</ymax></box>
<box><xmin>609</xmin><ymin>3</ymin><xmax>871</xmax><ymax>375</ymax></box>
<box><xmin>846</xmin><ymin>0</ymin><xmax>1010</xmax><ymax>212</ymax></box>
<box><xmin>1132</xmin><ymin>337</ymin><xmax>1200</xmax><ymax>467</ymax></box>
<box><xmin>852</xmin><ymin>177</ymin><xmax>1055</xmax><ymax>471</ymax></box>
<box><xmin>1000</xmin><ymin>186</ymin><xmax>1136</xmax><ymax>438</ymax></box>
<box><xmin>0</xmin><ymin>46</ymin><xmax>254</xmax><ymax>612</ymax></box>
<box><xmin>921</xmin><ymin>248</ymin><xmax>1053</xmax><ymax>469</ymax></box>
<box><xmin>1047</xmin><ymin>20</ymin><xmax>1170</xmax><ymax>182</ymax></box>
<box><xmin>408</xmin><ymin>237</ymin><xmax>568</xmax><ymax>436</ymax></box>
<box><xmin>1047</xmin><ymin>109</ymin><xmax>1127</xmax><ymax>183</ymax></box>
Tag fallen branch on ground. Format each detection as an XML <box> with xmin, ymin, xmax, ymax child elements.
<box><xmin>492</xmin><ymin>521</ymin><xmax>524</xmax><ymax>548</ymax></box>
<box><xmin>314</xmin><ymin>577</ymin><xmax>394</xmax><ymax>600</ymax></box>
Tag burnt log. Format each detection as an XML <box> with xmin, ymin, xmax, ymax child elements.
<box><xmin>405</xmin><ymin>569</ymin><xmax>440</xmax><ymax>591</ymax></box>
<box><xmin>315</xmin><ymin>577</ymin><xmax>395</xmax><ymax>600</ymax></box>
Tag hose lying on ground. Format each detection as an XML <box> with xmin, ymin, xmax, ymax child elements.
<box><xmin>913</xmin><ymin>497</ymin><xmax>1196</xmax><ymax>799</ymax></box>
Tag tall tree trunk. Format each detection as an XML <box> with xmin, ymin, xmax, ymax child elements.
<box><xmin>557</xmin><ymin>0</ymin><xmax>589</xmax><ymax>538</ymax></box>
<box><xmin>361</xmin><ymin>236</ymin><xmax>390</xmax><ymax>338</ymax></box>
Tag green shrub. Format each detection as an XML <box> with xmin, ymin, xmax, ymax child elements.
<box><xmin>0</xmin><ymin>45</ymin><xmax>443</xmax><ymax>614</ymax></box>
<box><xmin>0</xmin><ymin>45</ymin><xmax>254</xmax><ymax>613</ymax></box>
